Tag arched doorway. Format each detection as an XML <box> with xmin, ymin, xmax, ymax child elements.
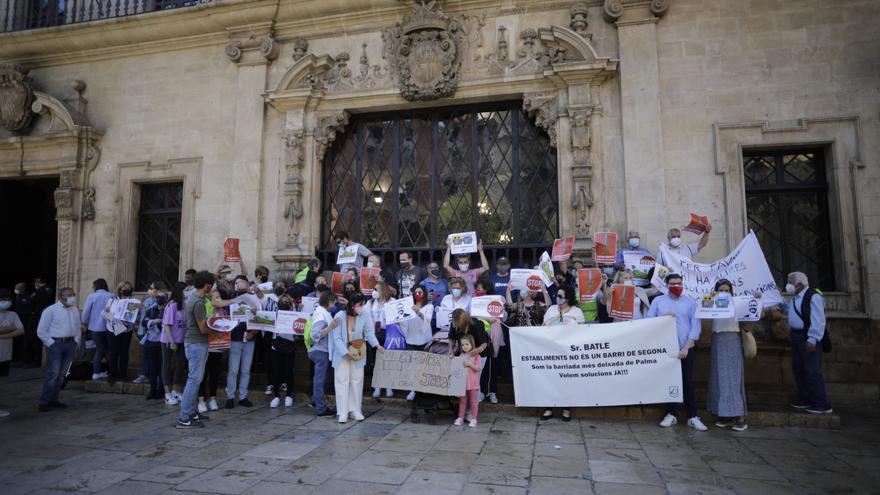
<box><xmin>319</xmin><ymin>101</ymin><xmax>559</xmax><ymax>269</ymax></box>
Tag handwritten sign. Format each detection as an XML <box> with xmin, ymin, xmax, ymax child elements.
<box><xmin>300</xmin><ymin>296</ymin><xmax>318</xmax><ymax>315</ymax></box>
<box><xmin>224</xmin><ymin>237</ymin><xmax>241</xmax><ymax>263</ymax></box>
<box><xmin>436</xmin><ymin>307</ymin><xmax>453</xmax><ymax>330</ymax></box>
<box><xmin>371</xmin><ymin>350</ymin><xmax>466</xmax><ymax>397</ymax></box>
<box><xmin>695</xmin><ymin>294</ymin><xmax>736</xmax><ymax>320</ymax></box>
<box><xmin>382</xmin><ymin>296</ymin><xmax>417</xmax><ymax>325</ymax></box>
<box><xmin>551</xmin><ymin>236</ymin><xmax>574</xmax><ymax>261</ymax></box>
<box><xmin>470</xmin><ymin>296</ymin><xmax>506</xmax><ymax>319</ymax></box>
<box><xmin>360</xmin><ymin>267</ymin><xmax>380</xmax><ymax>295</ymax></box>
<box><xmin>448</xmin><ymin>231</ymin><xmax>478</xmax><ymax>255</ymax></box>
<box><xmin>576</xmin><ymin>269</ymin><xmax>602</xmax><ymax>302</ymax></box>
<box><xmin>594</xmin><ymin>232</ymin><xmax>617</xmax><ymax>265</ymax></box>
<box><xmin>734</xmin><ymin>295</ymin><xmax>762</xmax><ymax>322</ymax></box>
<box><xmin>609</xmin><ymin>284</ymin><xmax>635</xmax><ymax>320</ymax></box>
<box><xmin>683</xmin><ymin>213</ymin><xmax>711</xmax><ymax>235</ymax></box>
<box><xmin>331</xmin><ymin>272</ymin><xmax>354</xmax><ymax>295</ymax></box>
<box><xmin>510</xmin><ymin>269</ymin><xmax>548</xmax><ymax>292</ymax></box>
<box><xmin>275</xmin><ymin>310</ymin><xmax>310</xmax><ymax>335</ymax></box>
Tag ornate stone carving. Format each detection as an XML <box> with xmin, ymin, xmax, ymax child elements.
<box><xmin>0</xmin><ymin>64</ymin><xmax>37</xmax><ymax>133</ymax></box>
<box><xmin>523</xmin><ymin>92</ymin><xmax>558</xmax><ymax>147</ymax></box>
<box><xmin>570</xmin><ymin>2</ymin><xmax>589</xmax><ymax>36</ymax></box>
<box><xmin>352</xmin><ymin>43</ymin><xmax>391</xmax><ymax>89</ymax></box>
<box><xmin>54</xmin><ymin>170</ymin><xmax>78</xmax><ymax>221</ymax></box>
<box><xmin>225</xmin><ymin>33</ymin><xmax>279</xmax><ymax>63</ymax></box>
<box><xmin>496</xmin><ymin>26</ymin><xmax>509</xmax><ymax>62</ymax></box>
<box><xmin>383</xmin><ymin>0</ymin><xmax>462</xmax><ymax>101</ymax></box>
<box><xmin>604</xmin><ymin>0</ymin><xmax>671</xmax><ymax>22</ymax></box>
<box><xmin>80</xmin><ymin>143</ymin><xmax>100</xmax><ymax>221</ymax></box>
<box><xmin>315</xmin><ymin>111</ymin><xmax>350</xmax><ymax>162</ymax></box>
<box><xmin>81</xmin><ymin>188</ymin><xmax>96</xmax><ymax>221</ymax></box>
<box><xmin>282</xmin><ymin>128</ymin><xmax>305</xmax><ymax>245</ymax></box>
<box><xmin>569</xmin><ymin>109</ymin><xmax>594</xmax><ymax>238</ymax></box>
<box><xmin>291</xmin><ymin>38</ymin><xmax>309</xmax><ymax>60</ymax></box>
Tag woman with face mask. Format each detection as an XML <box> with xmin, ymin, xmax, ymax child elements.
<box><xmin>603</xmin><ymin>270</ymin><xmax>650</xmax><ymax>322</ymax></box>
<box><xmin>133</xmin><ymin>281</ymin><xmax>166</xmax><ymax>385</ymax></box>
<box><xmin>505</xmin><ymin>279</ymin><xmax>549</xmax><ymax>327</ymax></box>
<box><xmin>102</xmin><ymin>281</ymin><xmax>139</xmax><ymax>383</ymax></box>
<box><xmin>366</xmin><ymin>281</ymin><xmax>395</xmax><ymax>398</ymax></box>
<box><xmin>269</xmin><ymin>294</ymin><xmax>299</xmax><ymax>408</ymax></box>
<box><xmin>400</xmin><ymin>285</ymin><xmax>434</xmax><ymax>401</ymax></box>
<box><xmin>706</xmin><ymin>279</ymin><xmax>748</xmax><ymax>432</ymax></box>
<box><xmin>141</xmin><ymin>292</ymin><xmax>167</xmax><ymax>400</ymax></box>
<box><xmin>540</xmin><ymin>284</ymin><xmax>585</xmax><ymax>421</ymax></box>
<box><xmin>330</xmin><ymin>294</ymin><xmax>383</xmax><ymax>423</ymax></box>
<box><xmin>440</xmin><ymin>277</ymin><xmax>472</xmax><ymax>319</ymax></box>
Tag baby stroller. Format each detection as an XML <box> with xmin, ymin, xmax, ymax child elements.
<box><xmin>410</xmin><ymin>331</ymin><xmax>456</xmax><ymax>425</ymax></box>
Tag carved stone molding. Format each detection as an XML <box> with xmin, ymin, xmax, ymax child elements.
<box><xmin>0</xmin><ymin>64</ymin><xmax>37</xmax><ymax>133</ymax></box>
<box><xmin>54</xmin><ymin>169</ymin><xmax>78</xmax><ymax>221</ymax></box>
<box><xmin>315</xmin><ymin>111</ymin><xmax>350</xmax><ymax>162</ymax></box>
<box><xmin>570</xmin><ymin>2</ymin><xmax>590</xmax><ymax>37</ymax></box>
<box><xmin>282</xmin><ymin>128</ymin><xmax>305</xmax><ymax>246</ymax></box>
<box><xmin>291</xmin><ymin>38</ymin><xmax>309</xmax><ymax>61</ymax></box>
<box><xmin>603</xmin><ymin>0</ymin><xmax>671</xmax><ymax>24</ymax></box>
<box><xmin>523</xmin><ymin>92</ymin><xmax>558</xmax><ymax>147</ymax></box>
<box><xmin>569</xmin><ymin>109</ymin><xmax>594</xmax><ymax>238</ymax></box>
<box><xmin>225</xmin><ymin>33</ymin><xmax>279</xmax><ymax>64</ymax></box>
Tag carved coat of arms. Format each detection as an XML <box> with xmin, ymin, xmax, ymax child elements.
<box><xmin>387</xmin><ymin>1</ymin><xmax>461</xmax><ymax>101</ymax></box>
<box><xmin>0</xmin><ymin>64</ymin><xmax>36</xmax><ymax>133</ymax></box>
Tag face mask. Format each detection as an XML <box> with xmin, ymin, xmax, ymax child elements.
<box><xmin>715</xmin><ymin>292</ymin><xmax>731</xmax><ymax>302</ymax></box>
<box><xmin>458</xmin><ymin>264</ymin><xmax>469</xmax><ymax>272</ymax></box>
<box><xmin>0</xmin><ymin>301</ymin><xmax>11</xmax><ymax>310</ymax></box>
<box><xmin>65</xmin><ymin>296</ymin><xmax>77</xmax><ymax>306</ymax></box>
<box><xmin>668</xmin><ymin>286</ymin><xmax>683</xmax><ymax>297</ymax></box>
<box><xmin>451</xmin><ymin>288</ymin><xmax>462</xmax><ymax>298</ymax></box>
<box><xmin>156</xmin><ymin>296</ymin><xmax>167</xmax><ymax>306</ymax></box>
<box><xmin>601</xmin><ymin>267</ymin><xmax>614</xmax><ymax>276</ymax></box>
<box><xmin>628</xmin><ymin>237</ymin><xmax>640</xmax><ymax>248</ymax></box>
<box><xmin>224</xmin><ymin>274</ymin><xmax>235</xmax><ymax>282</ymax></box>
<box><xmin>498</xmin><ymin>266</ymin><xmax>509</xmax><ymax>274</ymax></box>
<box><xmin>670</xmin><ymin>237</ymin><xmax>682</xmax><ymax>247</ymax></box>
<box><xmin>13</xmin><ymin>289</ymin><xmax>22</xmax><ymax>295</ymax></box>
<box><xmin>354</xmin><ymin>306</ymin><xmax>365</xmax><ymax>316</ymax></box>
<box><xmin>316</xmin><ymin>284</ymin><xmax>329</xmax><ymax>293</ymax></box>
<box><xmin>400</xmin><ymin>261</ymin><xmax>411</xmax><ymax>270</ymax></box>
<box><xmin>557</xmin><ymin>297</ymin><xmax>567</xmax><ymax>306</ymax></box>
<box><xmin>414</xmin><ymin>294</ymin><xmax>425</xmax><ymax>303</ymax></box>
<box><xmin>273</xmin><ymin>287</ymin><xmax>285</xmax><ymax>296</ymax></box>
<box><xmin>474</xmin><ymin>289</ymin><xmax>486</xmax><ymax>297</ymax></box>
<box><xmin>623</xmin><ymin>279</ymin><xmax>634</xmax><ymax>286</ymax></box>
<box><xmin>337</xmin><ymin>242</ymin><xmax>344</xmax><ymax>249</ymax></box>
<box><xmin>122</xmin><ymin>289</ymin><xmax>133</xmax><ymax>297</ymax></box>
<box><xmin>367</xmin><ymin>261</ymin><xmax>375</xmax><ymax>268</ymax></box>
<box><xmin>429</xmin><ymin>269</ymin><xmax>440</xmax><ymax>278</ymax></box>
<box><xmin>785</xmin><ymin>283</ymin><xmax>796</xmax><ymax>293</ymax></box>
<box><xmin>343</xmin><ymin>289</ymin><xmax>356</xmax><ymax>299</ymax></box>
<box><xmin>372</xmin><ymin>289</ymin><xmax>380</xmax><ymax>299</ymax></box>
<box><xmin>278</xmin><ymin>302</ymin><xmax>292</xmax><ymax>311</ymax></box>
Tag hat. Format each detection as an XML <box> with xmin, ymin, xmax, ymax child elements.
<box><xmin>497</xmin><ymin>257</ymin><xmax>510</xmax><ymax>264</ymax></box>
<box><xmin>219</xmin><ymin>265</ymin><xmax>233</xmax><ymax>274</ymax></box>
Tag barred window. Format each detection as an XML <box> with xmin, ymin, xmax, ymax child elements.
<box><xmin>135</xmin><ymin>182</ymin><xmax>182</xmax><ymax>291</ymax></box>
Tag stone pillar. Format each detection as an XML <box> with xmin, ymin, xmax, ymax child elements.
<box><xmin>604</xmin><ymin>0</ymin><xmax>672</xmax><ymax>245</ymax></box>
<box><xmin>225</xmin><ymin>29</ymin><xmax>279</xmax><ymax>268</ymax></box>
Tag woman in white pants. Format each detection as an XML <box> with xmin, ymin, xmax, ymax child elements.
<box><xmin>330</xmin><ymin>294</ymin><xmax>383</xmax><ymax>423</ymax></box>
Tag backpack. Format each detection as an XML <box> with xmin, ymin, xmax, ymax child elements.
<box><xmin>793</xmin><ymin>288</ymin><xmax>831</xmax><ymax>353</ymax></box>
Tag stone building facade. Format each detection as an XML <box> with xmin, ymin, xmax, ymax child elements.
<box><xmin>0</xmin><ymin>0</ymin><xmax>877</xmax><ymax>402</ymax></box>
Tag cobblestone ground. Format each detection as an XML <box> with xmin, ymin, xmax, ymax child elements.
<box><xmin>1</xmin><ymin>370</ymin><xmax>878</xmax><ymax>495</ymax></box>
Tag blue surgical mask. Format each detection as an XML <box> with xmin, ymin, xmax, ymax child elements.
<box><xmin>602</xmin><ymin>267</ymin><xmax>615</xmax><ymax>276</ymax></box>
<box><xmin>0</xmin><ymin>301</ymin><xmax>11</xmax><ymax>310</ymax></box>
<box><xmin>451</xmin><ymin>288</ymin><xmax>462</xmax><ymax>298</ymax></box>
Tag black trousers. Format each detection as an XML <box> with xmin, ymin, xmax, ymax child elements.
<box><xmin>108</xmin><ymin>331</ymin><xmax>132</xmax><ymax>380</ymax></box>
<box><xmin>667</xmin><ymin>351</ymin><xmax>697</xmax><ymax>418</ymax></box>
<box><xmin>272</xmin><ymin>349</ymin><xmax>295</xmax><ymax>398</ymax></box>
<box><xmin>198</xmin><ymin>352</ymin><xmax>223</xmax><ymax>398</ymax></box>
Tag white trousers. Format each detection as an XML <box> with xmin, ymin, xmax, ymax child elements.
<box><xmin>334</xmin><ymin>357</ymin><xmax>364</xmax><ymax>419</ymax></box>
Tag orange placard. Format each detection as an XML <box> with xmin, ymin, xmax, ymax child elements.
<box><xmin>609</xmin><ymin>284</ymin><xmax>635</xmax><ymax>320</ymax></box>
<box><xmin>682</xmin><ymin>213</ymin><xmax>711</xmax><ymax>235</ymax></box>
<box><xmin>551</xmin><ymin>236</ymin><xmax>575</xmax><ymax>262</ymax></box>
<box><xmin>577</xmin><ymin>268</ymin><xmax>602</xmax><ymax>302</ymax></box>
<box><xmin>594</xmin><ymin>232</ymin><xmax>617</xmax><ymax>265</ymax></box>
<box><xmin>331</xmin><ymin>272</ymin><xmax>354</xmax><ymax>295</ymax></box>
<box><xmin>359</xmin><ymin>267</ymin><xmax>380</xmax><ymax>295</ymax></box>
<box><xmin>208</xmin><ymin>330</ymin><xmax>231</xmax><ymax>350</ymax></box>
<box><xmin>224</xmin><ymin>237</ymin><xmax>241</xmax><ymax>263</ymax></box>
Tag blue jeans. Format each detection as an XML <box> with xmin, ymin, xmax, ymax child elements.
<box><xmin>226</xmin><ymin>340</ymin><xmax>255</xmax><ymax>400</ymax></box>
<box><xmin>309</xmin><ymin>349</ymin><xmax>330</xmax><ymax>413</ymax></box>
<box><xmin>39</xmin><ymin>339</ymin><xmax>76</xmax><ymax>405</ymax></box>
<box><xmin>790</xmin><ymin>330</ymin><xmax>831</xmax><ymax>409</ymax></box>
<box><xmin>179</xmin><ymin>342</ymin><xmax>208</xmax><ymax>422</ymax></box>
<box><xmin>90</xmin><ymin>331</ymin><xmax>110</xmax><ymax>374</ymax></box>
<box><xmin>666</xmin><ymin>350</ymin><xmax>697</xmax><ymax>419</ymax></box>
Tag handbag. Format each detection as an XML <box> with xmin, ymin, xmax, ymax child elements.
<box><xmin>348</xmin><ymin>338</ymin><xmax>366</xmax><ymax>360</ymax></box>
<box><xmin>741</xmin><ymin>329</ymin><xmax>757</xmax><ymax>359</ymax></box>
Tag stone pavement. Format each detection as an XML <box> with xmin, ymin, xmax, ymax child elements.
<box><xmin>1</xmin><ymin>371</ymin><xmax>878</xmax><ymax>495</ymax></box>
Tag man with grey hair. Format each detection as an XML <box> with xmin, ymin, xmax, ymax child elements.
<box><xmin>783</xmin><ymin>271</ymin><xmax>832</xmax><ymax>414</ymax></box>
<box><xmin>36</xmin><ymin>288</ymin><xmax>81</xmax><ymax>412</ymax></box>
<box><xmin>614</xmin><ymin>230</ymin><xmax>654</xmax><ymax>269</ymax></box>
<box><xmin>659</xmin><ymin>226</ymin><xmax>711</xmax><ymax>266</ymax></box>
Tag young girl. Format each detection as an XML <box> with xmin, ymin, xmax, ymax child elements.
<box><xmin>454</xmin><ymin>335</ymin><xmax>482</xmax><ymax>428</ymax></box>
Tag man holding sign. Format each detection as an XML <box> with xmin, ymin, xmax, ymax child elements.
<box><xmin>335</xmin><ymin>230</ymin><xmax>373</xmax><ymax>272</ymax></box>
<box><xmin>659</xmin><ymin>223</ymin><xmax>711</xmax><ymax>266</ymax></box>
<box><xmin>444</xmin><ymin>238</ymin><xmax>489</xmax><ymax>295</ymax></box>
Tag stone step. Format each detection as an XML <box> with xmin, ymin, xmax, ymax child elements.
<box><xmin>83</xmin><ymin>379</ymin><xmax>840</xmax><ymax>428</ymax></box>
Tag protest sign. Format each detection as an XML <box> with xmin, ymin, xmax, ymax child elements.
<box><xmin>257</xmin><ymin>282</ymin><xmax>273</xmax><ymax>292</ymax></box>
<box><xmin>207</xmin><ymin>314</ymin><xmax>237</xmax><ymax>332</ymax></box>
<box><xmin>371</xmin><ymin>350</ymin><xmax>466</xmax><ymax>396</ymax></box>
<box><xmin>623</xmin><ymin>253</ymin><xmax>655</xmax><ymax>287</ymax></box>
<box><xmin>539</xmin><ymin>251</ymin><xmax>555</xmax><ymax>284</ymax></box>
<box><xmin>734</xmin><ymin>295</ymin><xmax>762</xmax><ymax>322</ymax></box>
<box><xmin>509</xmin><ymin>317</ymin><xmax>683</xmax><ymax>407</ymax></box>
<box><xmin>224</xmin><ymin>237</ymin><xmax>241</xmax><ymax>263</ymax></box>
<box><xmin>594</xmin><ymin>232</ymin><xmax>617</xmax><ymax>265</ymax></box>
<box><xmin>336</xmin><ymin>244</ymin><xmax>359</xmax><ymax>266</ymax></box>
<box><xmin>510</xmin><ymin>269</ymin><xmax>548</xmax><ymax>292</ymax></box>
<box><xmin>683</xmin><ymin>213</ymin><xmax>711</xmax><ymax>235</ymax></box>
<box><xmin>470</xmin><ymin>296</ymin><xmax>506</xmax><ymax>319</ymax></box>
<box><xmin>246</xmin><ymin>311</ymin><xmax>277</xmax><ymax>331</ymax></box>
<box><xmin>331</xmin><ymin>272</ymin><xmax>354</xmax><ymax>295</ymax></box>
<box><xmin>383</xmin><ymin>296</ymin><xmax>417</xmax><ymax>325</ymax></box>
<box><xmin>275</xmin><ymin>310</ymin><xmax>310</xmax><ymax>335</ymax></box>
<box><xmin>650</xmin><ymin>262</ymin><xmax>671</xmax><ymax>292</ymax></box>
<box><xmin>112</xmin><ymin>298</ymin><xmax>140</xmax><ymax>325</ymax></box>
<box><xmin>229</xmin><ymin>303</ymin><xmax>253</xmax><ymax>322</ymax></box>
<box><xmin>448</xmin><ymin>231</ymin><xmax>478</xmax><ymax>255</ymax></box>
<box><xmin>657</xmin><ymin>231</ymin><xmax>783</xmax><ymax>306</ymax></box>
<box><xmin>551</xmin><ymin>236</ymin><xmax>574</xmax><ymax>261</ymax></box>
<box><xmin>695</xmin><ymin>294</ymin><xmax>736</xmax><ymax>319</ymax></box>
<box><xmin>360</xmin><ymin>267</ymin><xmax>380</xmax><ymax>295</ymax></box>
<box><xmin>300</xmin><ymin>296</ymin><xmax>318</xmax><ymax>315</ymax></box>
<box><xmin>576</xmin><ymin>269</ymin><xmax>602</xmax><ymax>302</ymax></box>
<box><xmin>436</xmin><ymin>307</ymin><xmax>453</xmax><ymax>330</ymax></box>
<box><xmin>208</xmin><ymin>330</ymin><xmax>231</xmax><ymax>350</ymax></box>
<box><xmin>609</xmin><ymin>284</ymin><xmax>635</xmax><ymax>320</ymax></box>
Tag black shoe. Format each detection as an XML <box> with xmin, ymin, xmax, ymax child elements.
<box><xmin>176</xmin><ymin>419</ymin><xmax>204</xmax><ymax>429</ymax></box>
<box><xmin>225</xmin><ymin>399</ymin><xmax>235</xmax><ymax>409</ymax></box>
<box><xmin>37</xmin><ymin>404</ymin><xmax>51</xmax><ymax>412</ymax></box>
<box><xmin>191</xmin><ymin>412</ymin><xmax>210</xmax><ymax>421</ymax></box>
<box><xmin>239</xmin><ymin>398</ymin><xmax>253</xmax><ymax>407</ymax></box>
<box><xmin>48</xmin><ymin>401</ymin><xmax>67</xmax><ymax>409</ymax></box>
<box><xmin>317</xmin><ymin>409</ymin><xmax>335</xmax><ymax>417</ymax></box>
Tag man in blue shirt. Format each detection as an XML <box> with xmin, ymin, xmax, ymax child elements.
<box><xmin>614</xmin><ymin>230</ymin><xmax>654</xmax><ymax>269</ymax></box>
<box><xmin>80</xmin><ymin>279</ymin><xmax>114</xmax><ymax>381</ymax></box>
<box><xmin>489</xmin><ymin>256</ymin><xmax>511</xmax><ymax>297</ymax></box>
<box><xmin>647</xmin><ymin>273</ymin><xmax>706</xmax><ymax>431</ymax></box>
<box><xmin>420</xmin><ymin>261</ymin><xmax>448</xmax><ymax>307</ymax></box>
<box><xmin>783</xmin><ymin>271</ymin><xmax>831</xmax><ymax>414</ymax></box>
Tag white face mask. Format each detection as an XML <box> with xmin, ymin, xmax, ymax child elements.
<box><xmin>372</xmin><ymin>289</ymin><xmax>380</xmax><ymax>299</ymax></box>
<box><xmin>458</xmin><ymin>263</ymin><xmax>469</xmax><ymax>271</ymax></box>
<box><xmin>367</xmin><ymin>261</ymin><xmax>375</xmax><ymax>268</ymax></box>
<box><xmin>0</xmin><ymin>301</ymin><xmax>11</xmax><ymax>310</ymax></box>
<box><xmin>669</xmin><ymin>237</ymin><xmax>682</xmax><ymax>247</ymax></box>
<box><xmin>224</xmin><ymin>274</ymin><xmax>235</xmax><ymax>282</ymax></box>
<box><xmin>628</xmin><ymin>237</ymin><xmax>640</xmax><ymax>248</ymax></box>
<box><xmin>13</xmin><ymin>289</ymin><xmax>22</xmax><ymax>295</ymax></box>
<box><xmin>64</xmin><ymin>296</ymin><xmax>77</xmax><ymax>306</ymax></box>
<box><xmin>623</xmin><ymin>279</ymin><xmax>634</xmax><ymax>286</ymax></box>
<box><xmin>785</xmin><ymin>283</ymin><xmax>796</xmax><ymax>294</ymax></box>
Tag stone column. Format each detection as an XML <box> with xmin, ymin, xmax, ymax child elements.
<box><xmin>604</xmin><ymin>0</ymin><xmax>672</xmax><ymax>245</ymax></box>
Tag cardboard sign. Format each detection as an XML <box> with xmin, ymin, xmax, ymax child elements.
<box><xmin>275</xmin><ymin>310</ymin><xmax>310</xmax><ymax>335</ymax></box>
<box><xmin>448</xmin><ymin>231</ymin><xmax>478</xmax><ymax>255</ymax></box>
<box><xmin>510</xmin><ymin>269</ymin><xmax>549</xmax><ymax>292</ymax></box>
<box><xmin>208</xmin><ymin>330</ymin><xmax>231</xmax><ymax>350</ymax></box>
<box><xmin>360</xmin><ymin>267</ymin><xmax>380</xmax><ymax>295</ymax></box>
<box><xmin>331</xmin><ymin>272</ymin><xmax>354</xmax><ymax>295</ymax></box>
<box><xmin>470</xmin><ymin>296</ymin><xmax>506</xmax><ymax>319</ymax></box>
<box><xmin>623</xmin><ymin>253</ymin><xmax>655</xmax><ymax>287</ymax></box>
<box><xmin>695</xmin><ymin>294</ymin><xmax>736</xmax><ymax>319</ymax></box>
<box><xmin>539</xmin><ymin>251</ymin><xmax>555</xmax><ymax>285</ymax></box>
<box><xmin>224</xmin><ymin>237</ymin><xmax>241</xmax><ymax>263</ymax></box>
<box><xmin>551</xmin><ymin>236</ymin><xmax>574</xmax><ymax>261</ymax></box>
<box><xmin>300</xmin><ymin>296</ymin><xmax>318</xmax><ymax>315</ymax></box>
<box><xmin>246</xmin><ymin>310</ymin><xmax>277</xmax><ymax>331</ymax></box>
<box><xmin>371</xmin><ymin>350</ymin><xmax>466</xmax><ymax>397</ymax></box>
<box><xmin>734</xmin><ymin>295</ymin><xmax>762</xmax><ymax>322</ymax></box>
<box><xmin>594</xmin><ymin>232</ymin><xmax>618</xmax><ymax>265</ymax></box>
<box><xmin>683</xmin><ymin>213</ymin><xmax>711</xmax><ymax>235</ymax></box>
<box><xmin>576</xmin><ymin>268</ymin><xmax>602</xmax><ymax>302</ymax></box>
<box><xmin>383</xmin><ymin>296</ymin><xmax>417</xmax><ymax>325</ymax></box>
<box><xmin>609</xmin><ymin>284</ymin><xmax>635</xmax><ymax>320</ymax></box>
<box><xmin>436</xmin><ymin>307</ymin><xmax>453</xmax><ymax>330</ymax></box>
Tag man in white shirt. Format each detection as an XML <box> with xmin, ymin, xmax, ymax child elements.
<box><xmin>335</xmin><ymin>230</ymin><xmax>373</xmax><ymax>272</ymax></box>
<box><xmin>659</xmin><ymin>226</ymin><xmax>711</xmax><ymax>265</ymax></box>
<box><xmin>36</xmin><ymin>288</ymin><xmax>81</xmax><ymax>412</ymax></box>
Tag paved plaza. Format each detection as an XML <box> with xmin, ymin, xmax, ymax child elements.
<box><xmin>1</xmin><ymin>371</ymin><xmax>878</xmax><ymax>495</ymax></box>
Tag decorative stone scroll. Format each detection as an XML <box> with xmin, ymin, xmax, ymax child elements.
<box><xmin>315</xmin><ymin>111</ymin><xmax>350</xmax><ymax>162</ymax></box>
<box><xmin>569</xmin><ymin>109</ymin><xmax>594</xmax><ymax>237</ymax></box>
<box><xmin>225</xmin><ymin>33</ymin><xmax>279</xmax><ymax>63</ymax></box>
<box><xmin>522</xmin><ymin>92</ymin><xmax>558</xmax><ymax>147</ymax></box>
<box><xmin>282</xmin><ymin>128</ymin><xmax>305</xmax><ymax>245</ymax></box>
<box><xmin>603</xmin><ymin>0</ymin><xmax>671</xmax><ymax>22</ymax></box>
<box><xmin>0</xmin><ymin>64</ymin><xmax>36</xmax><ymax>133</ymax></box>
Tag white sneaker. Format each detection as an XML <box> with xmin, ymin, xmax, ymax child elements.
<box><xmin>270</xmin><ymin>397</ymin><xmax>281</xmax><ymax>408</ymax></box>
<box><xmin>488</xmin><ymin>393</ymin><xmax>498</xmax><ymax>404</ymax></box>
<box><xmin>99</xmin><ymin>372</ymin><xmax>110</xmax><ymax>379</ymax></box>
<box><xmin>372</xmin><ymin>388</ymin><xmax>381</xmax><ymax>399</ymax></box>
<box><xmin>406</xmin><ymin>391</ymin><xmax>416</xmax><ymax>401</ymax></box>
<box><xmin>164</xmin><ymin>396</ymin><xmax>179</xmax><ymax>406</ymax></box>
<box><xmin>172</xmin><ymin>391</ymin><xmax>182</xmax><ymax>401</ymax></box>
<box><xmin>337</xmin><ymin>416</ymin><xmax>348</xmax><ymax>424</ymax></box>
<box><xmin>477</xmin><ymin>392</ymin><xmax>485</xmax><ymax>403</ymax></box>
<box><xmin>0</xmin><ymin>410</ymin><xmax>9</xmax><ymax>418</ymax></box>
<box><xmin>385</xmin><ymin>389</ymin><xmax>394</xmax><ymax>398</ymax></box>
<box><xmin>659</xmin><ymin>414</ymin><xmax>677</xmax><ymax>427</ymax></box>
<box><xmin>468</xmin><ymin>420</ymin><xmax>477</xmax><ymax>428</ymax></box>
<box><xmin>453</xmin><ymin>417</ymin><xmax>464</xmax><ymax>426</ymax></box>
<box><xmin>197</xmin><ymin>401</ymin><xmax>208</xmax><ymax>414</ymax></box>
<box><xmin>284</xmin><ymin>396</ymin><xmax>293</xmax><ymax>407</ymax></box>
<box><xmin>208</xmin><ymin>398</ymin><xmax>219</xmax><ymax>411</ymax></box>
<box><xmin>687</xmin><ymin>417</ymin><xmax>708</xmax><ymax>431</ymax></box>
<box><xmin>350</xmin><ymin>412</ymin><xmax>365</xmax><ymax>421</ymax></box>
<box><xmin>264</xmin><ymin>385</ymin><xmax>274</xmax><ymax>396</ymax></box>
<box><xmin>91</xmin><ymin>373</ymin><xmax>102</xmax><ymax>380</ymax></box>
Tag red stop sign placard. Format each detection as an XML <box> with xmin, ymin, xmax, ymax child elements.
<box><xmin>292</xmin><ymin>318</ymin><xmax>308</xmax><ymax>335</ymax></box>
<box><xmin>526</xmin><ymin>275</ymin><xmax>542</xmax><ymax>291</ymax></box>
<box><xmin>487</xmin><ymin>300</ymin><xmax>504</xmax><ymax>318</ymax></box>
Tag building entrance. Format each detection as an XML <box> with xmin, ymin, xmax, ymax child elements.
<box><xmin>0</xmin><ymin>177</ymin><xmax>58</xmax><ymax>290</ymax></box>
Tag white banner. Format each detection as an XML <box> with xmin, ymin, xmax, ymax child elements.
<box><xmin>470</xmin><ymin>296</ymin><xmax>506</xmax><ymax>319</ymax></box>
<box><xmin>510</xmin><ymin>317</ymin><xmax>683</xmax><ymax>407</ymax></box>
<box><xmin>656</xmin><ymin>231</ymin><xmax>783</xmax><ymax>307</ymax></box>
